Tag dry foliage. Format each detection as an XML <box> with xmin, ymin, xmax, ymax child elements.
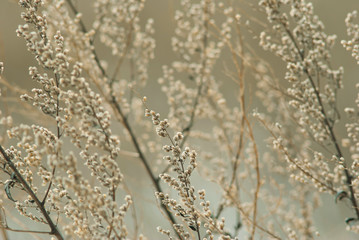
<box><xmin>0</xmin><ymin>0</ymin><xmax>359</xmax><ymax>239</ymax></box>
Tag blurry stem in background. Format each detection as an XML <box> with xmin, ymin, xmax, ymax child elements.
<box><xmin>65</xmin><ymin>0</ymin><xmax>106</xmax><ymax>76</ymax></box>
<box><xmin>0</xmin><ymin>210</ymin><xmax>8</xmax><ymax>240</ymax></box>
<box><xmin>226</xmin><ymin>187</ymin><xmax>282</xmax><ymax>240</ymax></box>
<box><xmin>159</xmin><ymin>3</ymin><xmax>210</xmax><ymax>177</ymax></box>
<box><xmin>257</xmin><ymin>117</ymin><xmax>337</xmax><ymax>194</ymax></box>
<box><xmin>207</xmin><ymin>9</ymin><xmax>262</xmax><ymax>238</ymax></box>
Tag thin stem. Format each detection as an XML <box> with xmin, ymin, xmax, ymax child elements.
<box><xmin>0</xmin><ymin>145</ymin><xmax>64</xmax><ymax>240</ymax></box>
<box><xmin>66</xmin><ymin>0</ymin><xmax>106</xmax><ymax>76</ymax></box>
<box><xmin>211</xmin><ymin>11</ymin><xmax>261</xmax><ymax>238</ymax></box>
<box><xmin>257</xmin><ymin>117</ymin><xmax>337</xmax><ymax>194</ymax></box>
<box><xmin>111</xmin><ymin>98</ymin><xmax>182</xmax><ymax>239</ymax></box>
<box><xmin>226</xmin><ymin>187</ymin><xmax>281</xmax><ymax>240</ymax></box>
<box><xmin>42</xmin><ymin>74</ymin><xmax>61</xmax><ymax>205</ymax></box>
<box><xmin>161</xmin><ymin>129</ymin><xmax>200</xmax><ymax>239</ymax></box>
<box><xmin>0</xmin><ymin>210</ymin><xmax>8</xmax><ymax>240</ymax></box>
<box><xmin>0</xmin><ymin>226</ymin><xmax>53</xmax><ymax>235</ymax></box>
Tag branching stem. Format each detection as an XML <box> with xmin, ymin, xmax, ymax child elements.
<box><xmin>0</xmin><ymin>145</ymin><xmax>64</xmax><ymax>240</ymax></box>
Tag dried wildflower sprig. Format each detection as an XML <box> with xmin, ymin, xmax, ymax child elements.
<box><xmin>197</xmin><ymin>189</ymin><xmax>235</xmax><ymax>239</ymax></box>
<box><xmin>111</xmin><ymin>98</ymin><xmax>181</xmax><ymax>236</ymax></box>
<box><xmin>10</xmin><ymin>1</ymin><xmax>135</xmax><ymax>239</ymax></box>
<box><xmin>254</xmin><ymin>58</ymin><xmax>335</xmax><ymax>237</ymax></box>
<box><xmin>259</xmin><ymin>0</ymin><xmax>342</xmax><ymax>143</ymax></box>
<box><xmin>158</xmin><ymin>0</ymin><xmax>219</xmax><ymax>136</ymax></box>
<box><xmin>0</xmin><ymin>145</ymin><xmax>64</xmax><ymax>240</ymax></box>
<box><xmin>259</xmin><ymin>0</ymin><xmax>359</xmax><ymax>221</ymax></box>
<box><xmin>93</xmin><ymin>0</ymin><xmax>155</xmax><ymax>86</ymax></box>
<box><xmin>342</xmin><ymin>11</ymin><xmax>359</xmax><ymax>65</ymax></box>
<box><xmin>255</xmin><ymin>113</ymin><xmax>337</xmax><ymax>194</ymax></box>
<box><xmin>62</xmin><ymin>0</ymin><xmax>181</xmax><ymax>236</ymax></box>
<box><xmin>145</xmin><ymin>105</ymin><xmax>239</xmax><ymax>238</ymax></box>
<box><xmin>145</xmin><ymin>107</ymin><xmax>202</xmax><ymax>239</ymax></box>
<box><xmin>341</xmin><ymin>10</ymin><xmax>359</xmax><ymax>232</ymax></box>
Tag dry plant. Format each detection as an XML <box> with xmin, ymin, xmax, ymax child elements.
<box><xmin>0</xmin><ymin>0</ymin><xmax>359</xmax><ymax>239</ymax></box>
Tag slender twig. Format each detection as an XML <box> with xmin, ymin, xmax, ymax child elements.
<box><xmin>226</xmin><ymin>187</ymin><xmax>282</xmax><ymax>240</ymax></box>
<box><xmin>42</xmin><ymin>74</ymin><xmax>61</xmax><ymax>205</ymax></box>
<box><xmin>111</xmin><ymin>98</ymin><xmax>182</xmax><ymax>239</ymax></box>
<box><xmin>0</xmin><ymin>145</ymin><xmax>64</xmax><ymax>240</ymax></box>
<box><xmin>245</xmin><ymin>117</ymin><xmax>261</xmax><ymax>240</ymax></box>
<box><xmin>161</xmin><ymin>128</ymin><xmax>200</xmax><ymax>239</ymax></box>
<box><xmin>109</xmin><ymin>19</ymin><xmax>136</xmax><ymax>87</ymax></box>
<box><xmin>66</xmin><ymin>0</ymin><xmax>106</xmax><ymax>76</ymax></box>
<box><xmin>210</xmin><ymin>12</ymin><xmax>262</xmax><ymax>238</ymax></box>
<box><xmin>87</xmin><ymin>104</ymin><xmax>118</xmax><ymax>237</ymax></box>
<box><xmin>0</xmin><ymin>226</ymin><xmax>53</xmax><ymax>235</ymax></box>
<box><xmin>257</xmin><ymin>117</ymin><xmax>337</xmax><ymax>194</ymax></box>
<box><xmin>0</xmin><ymin>210</ymin><xmax>8</xmax><ymax>240</ymax></box>
<box><xmin>226</xmin><ymin>19</ymin><xmax>261</xmax><ymax>239</ymax></box>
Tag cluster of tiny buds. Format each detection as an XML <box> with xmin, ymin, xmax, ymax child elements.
<box><xmin>342</xmin><ymin>11</ymin><xmax>359</xmax><ymax>64</ymax></box>
<box><xmin>173</xmin><ymin>132</ymin><xmax>184</xmax><ymax>144</ymax></box>
<box><xmin>144</xmin><ymin>109</ymin><xmax>160</xmax><ymax>124</ymax></box>
<box><xmin>145</xmin><ymin>108</ymin><xmax>170</xmax><ymax>137</ymax></box>
<box><xmin>156</xmin><ymin>226</ymin><xmax>173</xmax><ymax>239</ymax></box>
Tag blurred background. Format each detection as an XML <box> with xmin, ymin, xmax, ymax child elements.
<box><xmin>1</xmin><ymin>0</ymin><xmax>359</xmax><ymax>239</ymax></box>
